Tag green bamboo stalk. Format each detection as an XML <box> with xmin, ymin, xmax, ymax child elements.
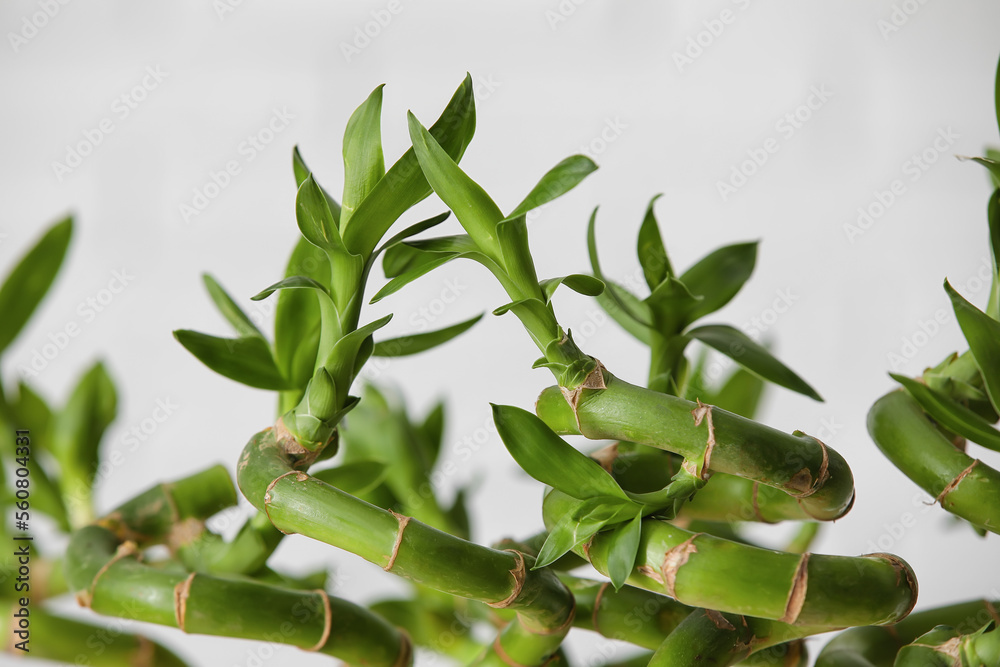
<box><xmin>535</xmin><ymin>371</ymin><xmax>855</xmax><ymax>521</ymax></box>
<box><xmin>816</xmin><ymin>599</ymin><xmax>1000</xmax><ymax>667</ymax></box>
<box><xmin>2</xmin><ymin>603</ymin><xmax>190</xmax><ymax>666</ymax></box>
<box><xmin>543</xmin><ymin>490</ymin><xmax>917</xmax><ymax>627</ymax></box>
<box><xmin>237</xmin><ymin>425</ymin><xmax>574</xmax><ymax>664</ymax></box>
<box><xmin>369</xmin><ymin>597</ymin><xmax>486</xmax><ymax>662</ymax></box>
<box><xmin>895</xmin><ymin>622</ymin><xmax>1000</xmax><ymax>666</ymax></box>
<box><xmin>868</xmin><ymin>389</ymin><xmax>1000</xmax><ymax>534</ymax></box>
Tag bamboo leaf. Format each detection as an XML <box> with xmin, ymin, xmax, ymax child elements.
<box><xmin>679</xmin><ymin>242</ymin><xmax>758</xmax><ymax>324</ymax></box>
<box><xmin>685</xmin><ymin>324</ymin><xmax>822</xmax><ymax>401</ymax></box>
<box><xmin>417</xmin><ymin>400</ymin><xmax>446</xmax><ymax>470</ymax></box>
<box><xmin>535</xmin><ymin>496</ymin><xmax>633</xmax><ymax>569</ymax></box>
<box><xmin>588</xmin><ymin>208</ymin><xmax>653</xmax><ymax>331</ymax></box>
<box><xmin>408</xmin><ymin>112</ymin><xmax>503</xmax><ymax>259</ymax></box>
<box><xmin>405</xmin><ymin>234</ymin><xmax>479</xmax><ymax>255</ymax></box>
<box><xmin>251</xmin><ymin>276</ymin><xmax>332</xmax><ymax>302</ymax></box>
<box><xmin>275</xmin><ymin>239</ymin><xmax>328</xmax><ymax>388</ymax></box>
<box><xmin>202</xmin><ymin>274</ymin><xmax>264</xmax><ymax>339</ymax></box>
<box><xmin>343</xmin><ymin>75</ymin><xmax>476</xmax><ymax>258</ymax></box>
<box><xmin>292</xmin><ymin>146</ymin><xmax>341</xmax><ymax>223</ymax></box>
<box><xmin>445</xmin><ymin>487</ymin><xmax>471</xmax><ymax>540</ymax></box>
<box><xmin>174</xmin><ymin>330</ymin><xmax>290</xmax><ymax>390</ymax></box>
<box><xmin>892</xmin><ymin>373</ymin><xmax>1000</xmax><ymax>453</ymax></box>
<box><xmin>52</xmin><ymin>362</ymin><xmax>117</xmax><ymax>486</ymax></box>
<box><xmin>325</xmin><ymin>315</ymin><xmax>393</xmax><ymax>402</ymax></box>
<box><xmin>946</xmin><ymin>280</ymin><xmax>1000</xmax><ymax>411</ymax></box>
<box><xmin>374</xmin><ymin>212</ymin><xmax>451</xmax><ymax>257</ymax></box>
<box><xmin>540</xmin><ymin>274</ymin><xmax>605</xmax><ymax>303</ymax></box>
<box><xmin>372</xmin><ymin>251</ymin><xmax>506</xmax><ymax>304</ymax></box>
<box><xmin>382</xmin><ymin>243</ymin><xmax>442</xmax><ymax>280</ymax></box>
<box><xmin>297</xmin><ymin>175</ymin><xmax>347</xmax><ymax>252</ymax></box>
<box><xmin>341</xmin><ymin>84</ymin><xmax>386</xmax><ymax>227</ymax></box>
<box><xmin>0</xmin><ymin>217</ymin><xmax>73</xmax><ymax>355</ymax></box>
<box><xmin>497</xmin><ymin>216</ymin><xmax>540</xmax><ymax>294</ymax></box>
<box><xmin>987</xmin><ymin>189</ymin><xmax>999</xmax><ymax>319</ymax></box>
<box><xmin>11</xmin><ymin>381</ymin><xmax>53</xmax><ymax>452</ymax></box>
<box><xmin>637</xmin><ymin>195</ymin><xmax>672</xmax><ymax>290</ymax></box>
<box><xmin>507</xmin><ymin>155</ymin><xmax>598</xmax><ymax>219</ymax></box>
<box><xmin>491</xmin><ymin>404</ymin><xmax>629</xmax><ymax>501</ymax></box>
<box><xmin>312</xmin><ymin>460</ymin><xmax>388</xmax><ymax>496</ymax></box>
<box><xmin>606</xmin><ymin>510</ymin><xmax>643</xmax><ymax>590</ymax></box>
<box><xmin>373</xmin><ymin>313</ymin><xmax>483</xmax><ymax>358</ymax></box>
<box><xmin>595</xmin><ymin>280</ymin><xmax>652</xmax><ymax>345</ymax></box>
<box><xmin>646</xmin><ymin>277</ymin><xmax>702</xmax><ymax>336</ymax></box>
<box><xmin>964</xmin><ymin>156</ymin><xmax>1000</xmax><ymax>184</ymax></box>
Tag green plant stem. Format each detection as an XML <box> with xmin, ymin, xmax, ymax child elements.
<box><xmin>895</xmin><ymin>623</ymin><xmax>1000</xmax><ymax>666</ymax></box>
<box><xmin>816</xmin><ymin>599</ymin><xmax>1000</xmax><ymax>667</ymax></box>
<box><xmin>543</xmin><ymin>491</ymin><xmax>916</xmax><ymax>627</ymax></box>
<box><xmin>868</xmin><ymin>389</ymin><xmax>1000</xmax><ymax>534</ymax></box>
<box><xmin>237</xmin><ymin>426</ymin><xmax>574</xmax><ymax>664</ymax></box>
<box><xmin>536</xmin><ymin>371</ymin><xmax>855</xmax><ymax>521</ymax></box>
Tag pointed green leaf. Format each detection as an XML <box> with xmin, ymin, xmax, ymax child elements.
<box><xmin>507</xmin><ymin>155</ymin><xmax>598</xmax><ymax>219</ymax></box>
<box><xmin>606</xmin><ymin>510</ymin><xmax>643</xmax><ymax>590</ymax></box>
<box><xmin>251</xmin><ymin>276</ymin><xmax>331</xmax><ymax>302</ymax></box>
<box><xmin>407</xmin><ymin>112</ymin><xmax>503</xmax><ymax>260</ymax></box>
<box><xmin>987</xmin><ymin>189</ymin><xmax>999</xmax><ymax>320</ymax></box>
<box><xmin>963</xmin><ymin>156</ymin><xmax>1000</xmax><ymax>184</ymax></box>
<box><xmin>405</xmin><ymin>234</ymin><xmax>479</xmax><ymax>255</ymax></box>
<box><xmin>373</xmin><ymin>313</ymin><xmax>483</xmax><ymax>358</ymax></box>
<box><xmin>297</xmin><ymin>174</ymin><xmax>347</xmax><ymax>251</ymax></box>
<box><xmin>382</xmin><ymin>243</ymin><xmax>442</xmax><ymax>280</ymax></box>
<box><xmin>891</xmin><ymin>373</ymin><xmax>1000</xmax><ymax>453</ymax></box>
<box><xmin>372</xmin><ymin>250</ymin><xmax>510</xmax><ymax>304</ymax></box>
<box><xmin>52</xmin><ymin>362</ymin><xmax>117</xmax><ymax>485</ymax></box>
<box><xmin>646</xmin><ymin>276</ymin><xmax>702</xmax><ymax>336</ymax></box>
<box><xmin>490</xmin><ymin>298</ymin><xmax>558</xmax><ymax>349</ymax></box>
<box><xmin>679</xmin><ymin>242</ymin><xmax>758</xmax><ymax>324</ymax></box>
<box><xmin>595</xmin><ymin>280</ymin><xmax>652</xmax><ymax>345</ymax></box>
<box><xmin>685</xmin><ymin>324</ymin><xmax>822</xmax><ymax>401</ymax></box>
<box><xmin>343</xmin><ymin>75</ymin><xmax>477</xmax><ymax>258</ymax></box>
<box><xmin>0</xmin><ymin>217</ymin><xmax>73</xmax><ymax>355</ymax></box>
<box><xmin>325</xmin><ymin>315</ymin><xmax>393</xmax><ymax>403</ymax></box>
<box><xmin>416</xmin><ymin>400</ymin><xmax>445</xmax><ymax>470</ymax></box>
<box><xmin>535</xmin><ymin>496</ymin><xmax>635</xmax><ymax>569</ymax></box>
<box><xmin>539</xmin><ymin>274</ymin><xmax>605</xmax><ymax>304</ymax></box>
<box><xmin>292</xmin><ymin>146</ymin><xmax>341</xmax><ymax>223</ymax></box>
<box><xmin>341</xmin><ymin>84</ymin><xmax>385</xmax><ymax>227</ymax></box>
<box><xmin>11</xmin><ymin>381</ymin><xmax>53</xmax><ymax>452</ymax></box>
<box><xmin>374</xmin><ymin>212</ymin><xmax>451</xmax><ymax>257</ymax></box>
<box><xmin>202</xmin><ymin>274</ymin><xmax>264</xmax><ymax>339</ymax></box>
<box><xmin>275</xmin><ymin>239</ymin><xmax>328</xmax><ymax>388</ymax></box>
<box><xmin>588</xmin><ymin>208</ymin><xmax>652</xmax><ymax>330</ymax></box>
<box><xmin>497</xmin><ymin>216</ymin><xmax>540</xmax><ymax>296</ymax></box>
<box><xmin>445</xmin><ymin>487</ymin><xmax>471</xmax><ymax>540</ymax></box>
<box><xmin>491</xmin><ymin>404</ymin><xmax>629</xmax><ymax>501</ymax></box>
<box><xmin>174</xmin><ymin>330</ymin><xmax>290</xmax><ymax>390</ymax></box>
<box><xmin>637</xmin><ymin>195</ymin><xmax>671</xmax><ymax>290</ymax></box>
<box><xmin>946</xmin><ymin>279</ymin><xmax>1000</xmax><ymax>411</ymax></box>
<box><xmin>312</xmin><ymin>460</ymin><xmax>388</xmax><ymax>496</ymax></box>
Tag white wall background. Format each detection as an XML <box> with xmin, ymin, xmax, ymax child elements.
<box><xmin>2</xmin><ymin>1</ymin><xmax>1000</xmax><ymax>665</ymax></box>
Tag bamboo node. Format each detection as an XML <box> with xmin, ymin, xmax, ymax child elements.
<box><xmin>527</xmin><ymin>594</ymin><xmax>576</xmax><ymax>636</ymax></box>
<box><xmin>492</xmin><ymin>633</ymin><xmax>532</xmax><ymax>667</ymax></box>
<box><xmin>384</xmin><ymin>511</ymin><xmax>411</xmax><ymax>572</ymax></box>
<box><xmin>637</xmin><ymin>565</ymin><xmax>664</xmax><ymax>585</ymax></box>
<box><xmin>173</xmin><ymin>573</ymin><xmax>196</xmax><ymax>632</ymax></box>
<box><xmin>392</xmin><ymin>630</ymin><xmax>413</xmax><ymax>667</ymax></box>
<box><xmin>936</xmin><ymin>459</ymin><xmax>980</xmax><ymax>505</ymax></box>
<box><xmin>861</xmin><ymin>552</ymin><xmax>919</xmax><ymax>620</ymax></box>
<box><xmin>488</xmin><ymin>550</ymin><xmax>526</xmax><ymax>609</ymax></box>
<box><xmin>661</xmin><ymin>533</ymin><xmax>702</xmax><ymax>599</ymax></box>
<box><xmin>263</xmin><ymin>470</ymin><xmax>301</xmax><ymax>535</ymax></box>
<box><xmin>167</xmin><ymin>517</ymin><xmax>206</xmax><ymax>554</ymax></box>
<box><xmin>559</xmin><ymin>360</ymin><xmax>607</xmax><ymax>432</ymax></box>
<box><xmin>705</xmin><ymin>609</ymin><xmax>735</xmax><ymax>631</ymax></box>
<box><xmin>787</xmin><ymin>435</ymin><xmax>830</xmax><ymax>498</ymax></box>
<box><xmin>751</xmin><ymin>483</ymin><xmax>777</xmax><ymax>524</ymax></box>
<box><xmin>590</xmin><ymin>442</ymin><xmax>620</xmax><ymax>473</ymax></box>
<box><xmin>779</xmin><ymin>552</ymin><xmax>810</xmax><ymax>623</ymax></box>
<box><xmin>81</xmin><ymin>540</ymin><xmax>139</xmax><ymax>608</ymax></box>
<box><xmin>133</xmin><ymin>635</ymin><xmax>155</xmax><ymax>667</ymax></box>
<box><xmin>690</xmin><ymin>400</ymin><xmax>716</xmax><ymax>480</ymax></box>
<box><xmin>303</xmin><ymin>589</ymin><xmax>332</xmax><ymax>652</ymax></box>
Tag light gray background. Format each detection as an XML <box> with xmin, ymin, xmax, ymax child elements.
<box><xmin>2</xmin><ymin>1</ymin><xmax>1000</xmax><ymax>665</ymax></box>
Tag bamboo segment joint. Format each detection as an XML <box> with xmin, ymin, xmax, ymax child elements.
<box><xmin>661</xmin><ymin>533</ymin><xmax>702</xmax><ymax>599</ymax></box>
<box><xmin>779</xmin><ymin>553</ymin><xmax>810</xmax><ymax>623</ymax></box>
<box><xmin>936</xmin><ymin>459</ymin><xmax>981</xmax><ymax>504</ymax></box>
<box><xmin>487</xmin><ymin>550</ymin><xmax>526</xmax><ymax>609</ymax></box>
<box><xmin>173</xmin><ymin>573</ymin><xmax>196</xmax><ymax>632</ymax></box>
<box><xmin>78</xmin><ymin>540</ymin><xmax>138</xmax><ymax>608</ymax></box>
<box><xmin>392</xmin><ymin>631</ymin><xmax>413</xmax><ymax>667</ymax></box>
<box><xmin>592</xmin><ymin>581</ymin><xmax>610</xmax><ymax>635</ymax></box>
<box><xmin>263</xmin><ymin>471</ymin><xmax>302</xmax><ymax>535</ymax></box>
<box><xmin>788</xmin><ymin>436</ymin><xmax>830</xmax><ymax>498</ymax></box>
<box><xmin>862</xmin><ymin>552</ymin><xmax>919</xmax><ymax>619</ymax></box>
<box><xmin>706</xmin><ymin>609</ymin><xmax>735</xmax><ymax>631</ymax></box>
<box><xmin>384</xmin><ymin>510</ymin><xmax>411</xmax><ymax>572</ymax></box>
<box><xmin>558</xmin><ymin>360</ymin><xmax>606</xmax><ymax>431</ymax></box>
<box><xmin>690</xmin><ymin>400</ymin><xmax>716</xmax><ymax>480</ymax></box>
<box><xmin>304</xmin><ymin>589</ymin><xmax>332</xmax><ymax>652</ymax></box>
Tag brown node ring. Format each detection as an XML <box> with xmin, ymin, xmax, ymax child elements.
<box><xmin>488</xmin><ymin>550</ymin><xmax>527</xmax><ymax>609</ymax></box>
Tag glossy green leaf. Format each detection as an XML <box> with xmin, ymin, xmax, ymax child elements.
<box><xmin>685</xmin><ymin>324</ymin><xmax>822</xmax><ymax>401</ymax></box>
<box><xmin>595</xmin><ymin>280</ymin><xmax>652</xmax><ymax>345</ymax></box>
<box><xmin>445</xmin><ymin>487</ymin><xmax>471</xmax><ymax>540</ymax></box>
<box><xmin>408</xmin><ymin>112</ymin><xmax>503</xmax><ymax>260</ymax></box>
<box><xmin>374</xmin><ymin>212</ymin><xmax>451</xmax><ymax>258</ymax></box>
<box><xmin>297</xmin><ymin>175</ymin><xmax>347</xmax><ymax>251</ymax></box>
<box><xmin>491</xmin><ymin>298</ymin><xmax>557</xmax><ymax>349</ymax></box>
<box><xmin>174</xmin><ymin>330</ymin><xmax>290</xmax><ymax>390</ymax></box>
<box><xmin>251</xmin><ymin>276</ymin><xmax>332</xmax><ymax>302</ymax></box>
<box><xmin>202</xmin><ymin>274</ymin><xmax>264</xmax><ymax>339</ymax></box>
<box><xmin>373</xmin><ymin>313</ymin><xmax>483</xmax><ymax>358</ymax></box>
<box><xmin>382</xmin><ymin>243</ymin><xmax>442</xmax><ymax>280</ymax></box>
<box><xmin>946</xmin><ymin>280</ymin><xmax>1000</xmax><ymax>411</ymax></box>
<box><xmin>405</xmin><ymin>234</ymin><xmax>479</xmax><ymax>255</ymax></box>
<box><xmin>52</xmin><ymin>362</ymin><xmax>117</xmax><ymax>485</ymax></box>
<box><xmin>11</xmin><ymin>381</ymin><xmax>52</xmax><ymax>451</ymax></box>
<box><xmin>372</xmin><ymin>250</ymin><xmax>509</xmax><ymax>304</ymax></box>
<box><xmin>343</xmin><ymin>75</ymin><xmax>476</xmax><ymax>258</ymax></box>
<box><xmin>492</xmin><ymin>404</ymin><xmax>629</xmax><ymax>501</ymax></box>
<box><xmin>606</xmin><ymin>510</ymin><xmax>643</xmax><ymax>590</ymax></box>
<box><xmin>646</xmin><ymin>277</ymin><xmax>702</xmax><ymax>336</ymax></box>
<box><xmin>324</xmin><ymin>315</ymin><xmax>393</xmax><ymax>403</ymax></box>
<box><xmin>679</xmin><ymin>242</ymin><xmax>758</xmax><ymax>324</ymax></box>
<box><xmin>275</xmin><ymin>239</ymin><xmax>327</xmax><ymax>388</ymax></box>
<box><xmin>892</xmin><ymin>373</ymin><xmax>1000</xmax><ymax>453</ymax></box>
<box><xmin>497</xmin><ymin>216</ymin><xmax>540</xmax><ymax>296</ymax></box>
<box><xmin>637</xmin><ymin>195</ymin><xmax>672</xmax><ymax>290</ymax></box>
<box><xmin>0</xmin><ymin>217</ymin><xmax>73</xmax><ymax>355</ymax></box>
<box><xmin>507</xmin><ymin>155</ymin><xmax>597</xmax><ymax>219</ymax></box>
<box><xmin>539</xmin><ymin>274</ymin><xmax>605</xmax><ymax>303</ymax></box>
<box><xmin>312</xmin><ymin>460</ymin><xmax>388</xmax><ymax>496</ymax></box>
<box><xmin>987</xmin><ymin>189</ymin><xmax>999</xmax><ymax>319</ymax></box>
<box><xmin>341</xmin><ymin>84</ymin><xmax>385</xmax><ymax>227</ymax></box>
<box><xmin>534</xmin><ymin>496</ymin><xmax>633</xmax><ymax>568</ymax></box>
<box><xmin>292</xmin><ymin>146</ymin><xmax>341</xmax><ymax>223</ymax></box>
<box><xmin>588</xmin><ymin>208</ymin><xmax>652</xmax><ymax>330</ymax></box>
